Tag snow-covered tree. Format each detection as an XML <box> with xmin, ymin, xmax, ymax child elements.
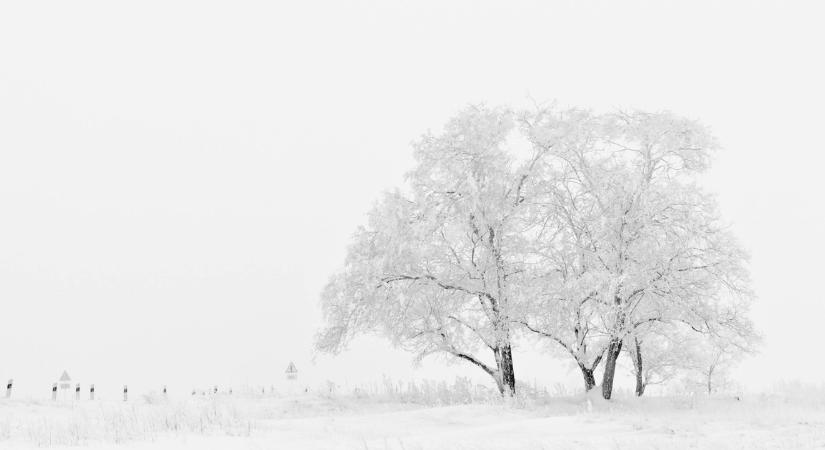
<box><xmin>317</xmin><ymin>103</ymin><xmax>758</xmax><ymax>400</ymax></box>
<box><xmin>690</xmin><ymin>339</ymin><xmax>739</xmax><ymax>395</ymax></box>
<box><xmin>678</xmin><ymin>319</ymin><xmax>759</xmax><ymax>395</ymax></box>
<box><xmin>316</xmin><ymin>106</ymin><xmax>555</xmax><ymax>395</ymax></box>
<box><xmin>625</xmin><ymin>323</ymin><xmax>696</xmax><ymax>396</ymax></box>
<box><xmin>521</xmin><ymin>107</ymin><xmax>755</xmax><ymax>399</ymax></box>
<box><xmin>511</xmin><ymin>108</ymin><xmax>614</xmax><ymax>392</ymax></box>
<box><xmin>628</xmin><ymin>304</ymin><xmax>759</xmax><ymax>396</ymax></box>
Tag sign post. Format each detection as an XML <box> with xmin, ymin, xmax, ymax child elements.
<box><xmin>285</xmin><ymin>361</ymin><xmax>298</xmax><ymax>395</ymax></box>
<box><xmin>58</xmin><ymin>370</ymin><xmax>72</xmax><ymax>400</ymax></box>
<box><xmin>285</xmin><ymin>362</ymin><xmax>298</xmax><ymax>381</ymax></box>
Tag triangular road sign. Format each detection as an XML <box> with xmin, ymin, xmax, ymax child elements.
<box><xmin>285</xmin><ymin>362</ymin><xmax>297</xmax><ymax>374</ymax></box>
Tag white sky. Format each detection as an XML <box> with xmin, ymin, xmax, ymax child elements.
<box><xmin>1</xmin><ymin>0</ymin><xmax>823</xmax><ymax>398</ymax></box>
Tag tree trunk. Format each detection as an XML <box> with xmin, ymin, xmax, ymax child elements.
<box><xmin>632</xmin><ymin>337</ymin><xmax>645</xmax><ymax>397</ymax></box>
<box><xmin>578</xmin><ymin>364</ymin><xmax>596</xmax><ymax>392</ymax></box>
<box><xmin>601</xmin><ymin>338</ymin><xmax>623</xmax><ymax>400</ymax></box>
<box><xmin>495</xmin><ymin>344</ymin><xmax>516</xmax><ymax>396</ymax></box>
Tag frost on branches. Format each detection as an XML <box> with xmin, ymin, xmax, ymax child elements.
<box><xmin>316</xmin><ymin>104</ymin><xmax>759</xmax><ymax>399</ymax></box>
<box><xmin>316</xmin><ymin>106</ymin><xmax>532</xmax><ymax>396</ymax></box>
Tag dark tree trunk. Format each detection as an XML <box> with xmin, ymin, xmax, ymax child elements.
<box><xmin>601</xmin><ymin>338</ymin><xmax>623</xmax><ymax>400</ymax></box>
<box><xmin>632</xmin><ymin>337</ymin><xmax>645</xmax><ymax>397</ymax></box>
<box><xmin>578</xmin><ymin>364</ymin><xmax>596</xmax><ymax>391</ymax></box>
<box><xmin>495</xmin><ymin>344</ymin><xmax>516</xmax><ymax>396</ymax></box>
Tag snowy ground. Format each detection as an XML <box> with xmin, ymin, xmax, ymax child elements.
<box><xmin>2</xmin><ymin>392</ymin><xmax>824</xmax><ymax>449</ymax></box>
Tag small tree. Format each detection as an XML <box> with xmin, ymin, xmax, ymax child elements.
<box><xmin>628</xmin><ymin>308</ymin><xmax>759</xmax><ymax>396</ymax></box>
<box><xmin>625</xmin><ymin>324</ymin><xmax>697</xmax><ymax>396</ymax></box>
<box><xmin>682</xmin><ymin>325</ymin><xmax>757</xmax><ymax>395</ymax></box>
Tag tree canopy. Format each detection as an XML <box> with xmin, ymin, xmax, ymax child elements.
<box><xmin>317</xmin><ymin>104</ymin><xmax>758</xmax><ymax>399</ymax></box>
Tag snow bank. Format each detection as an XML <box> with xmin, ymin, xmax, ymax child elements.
<box><xmin>1</xmin><ymin>391</ymin><xmax>824</xmax><ymax>449</ymax></box>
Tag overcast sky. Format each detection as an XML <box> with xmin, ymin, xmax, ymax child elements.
<box><xmin>1</xmin><ymin>0</ymin><xmax>823</xmax><ymax>397</ymax></box>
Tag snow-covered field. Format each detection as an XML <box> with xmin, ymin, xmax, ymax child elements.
<box><xmin>2</xmin><ymin>391</ymin><xmax>824</xmax><ymax>449</ymax></box>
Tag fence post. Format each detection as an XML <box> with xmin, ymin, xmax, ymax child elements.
<box><xmin>90</xmin><ymin>384</ymin><xmax>95</xmax><ymax>401</ymax></box>
<box><xmin>123</xmin><ymin>385</ymin><xmax>128</xmax><ymax>402</ymax></box>
<box><xmin>51</xmin><ymin>383</ymin><xmax>58</xmax><ymax>401</ymax></box>
<box><xmin>5</xmin><ymin>379</ymin><xmax>11</xmax><ymax>399</ymax></box>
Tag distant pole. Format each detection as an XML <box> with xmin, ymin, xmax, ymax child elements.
<box><xmin>51</xmin><ymin>383</ymin><xmax>58</xmax><ymax>401</ymax></box>
<box><xmin>75</xmin><ymin>383</ymin><xmax>80</xmax><ymax>401</ymax></box>
<box><xmin>5</xmin><ymin>379</ymin><xmax>11</xmax><ymax>399</ymax></box>
<box><xmin>123</xmin><ymin>385</ymin><xmax>128</xmax><ymax>402</ymax></box>
<box><xmin>90</xmin><ymin>384</ymin><xmax>95</xmax><ymax>401</ymax></box>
